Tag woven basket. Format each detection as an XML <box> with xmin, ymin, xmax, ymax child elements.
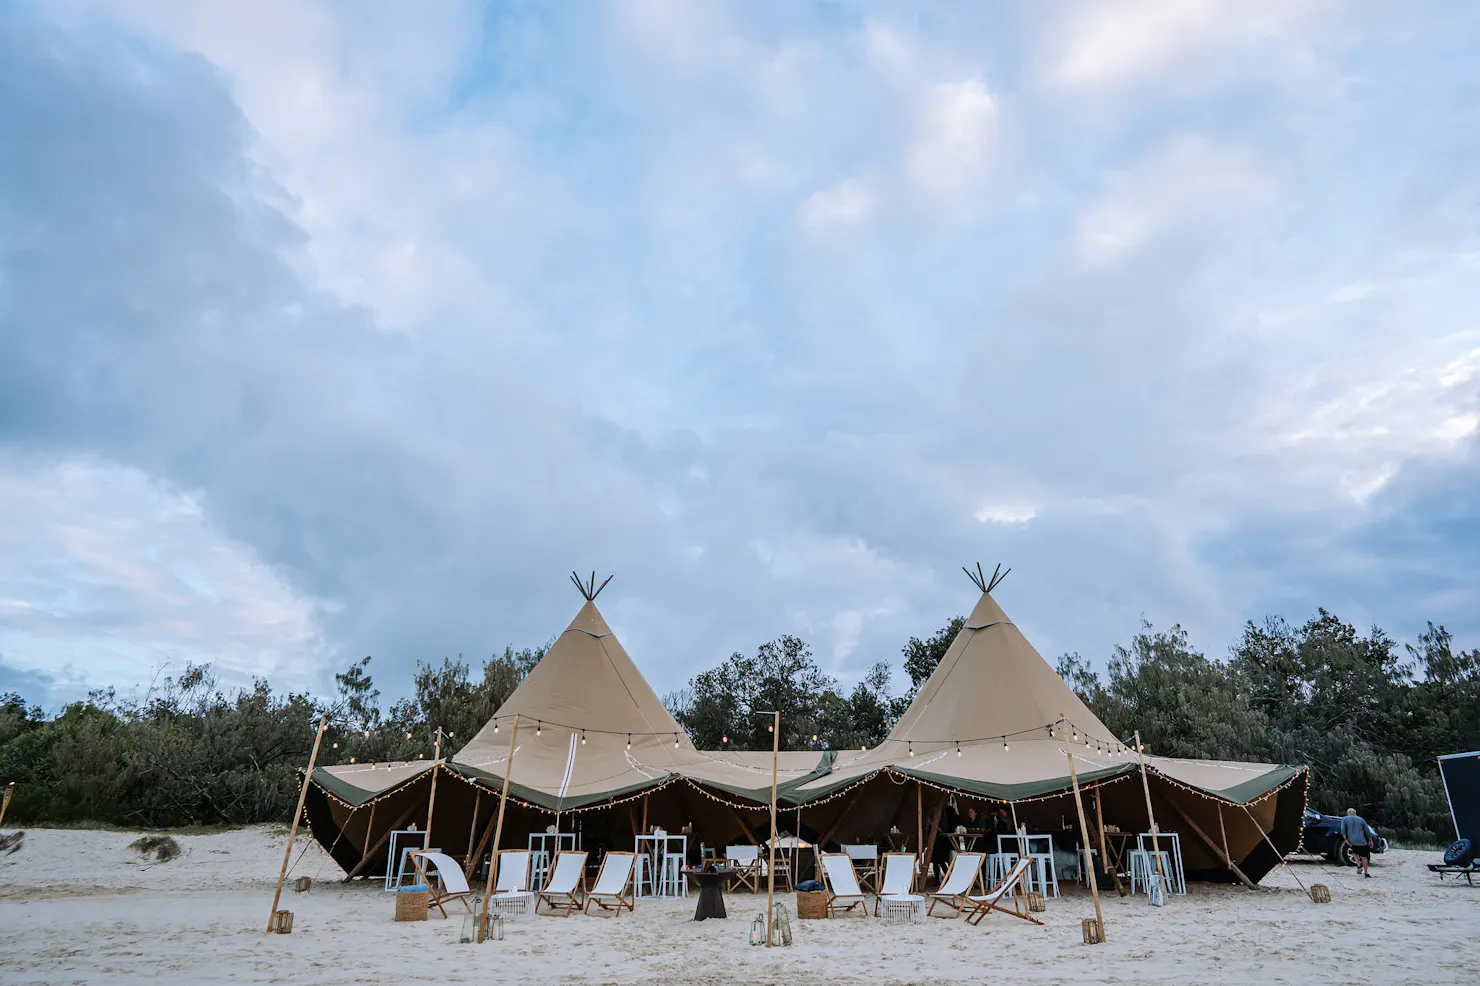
<box><xmin>796</xmin><ymin>891</ymin><xmax>828</xmax><ymax>919</ymax></box>
<box><xmin>1082</xmin><ymin>918</ymin><xmax>1104</xmax><ymax>944</ymax></box>
<box><xmin>395</xmin><ymin>888</ymin><xmax>429</xmax><ymax>922</ymax></box>
<box><xmin>1310</xmin><ymin>884</ymin><xmax>1331</xmax><ymax>903</ymax></box>
<box><xmin>1027</xmin><ymin>891</ymin><xmax>1046</xmax><ymax>913</ymax></box>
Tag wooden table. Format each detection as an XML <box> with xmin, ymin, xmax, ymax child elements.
<box><xmin>684</xmin><ymin>868</ymin><xmax>738</xmax><ymax>921</ymax></box>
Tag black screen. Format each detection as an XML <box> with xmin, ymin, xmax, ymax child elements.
<box><xmin>1439</xmin><ymin>752</ymin><xmax>1480</xmax><ymax>842</ymax></box>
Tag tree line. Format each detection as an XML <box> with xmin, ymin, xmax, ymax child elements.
<box><xmin>1</xmin><ymin>608</ymin><xmax>1474</xmax><ymax>842</ymax></box>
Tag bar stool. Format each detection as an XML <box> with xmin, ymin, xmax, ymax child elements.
<box><xmin>1128</xmin><ymin>849</ymin><xmax>1173</xmax><ymax>896</ymax></box>
<box><xmin>661</xmin><ymin>851</ymin><xmax>688</xmax><ymax>897</ymax></box>
<box><xmin>1027</xmin><ymin>851</ymin><xmax>1059</xmax><ymax>898</ymax></box>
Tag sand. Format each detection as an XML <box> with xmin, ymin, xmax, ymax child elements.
<box><xmin>0</xmin><ymin>826</ymin><xmax>1475</xmax><ymax>985</ymax></box>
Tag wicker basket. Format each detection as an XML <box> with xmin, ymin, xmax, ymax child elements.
<box><xmin>1082</xmin><ymin>918</ymin><xmax>1104</xmax><ymax>944</ymax></box>
<box><xmin>294</xmin><ymin>876</ymin><xmax>312</xmax><ymax>894</ymax></box>
<box><xmin>1310</xmin><ymin>883</ymin><xmax>1331</xmax><ymax>903</ymax></box>
<box><xmin>396</xmin><ymin>887</ymin><xmax>429</xmax><ymax>922</ymax></box>
<box><xmin>1027</xmin><ymin>891</ymin><xmax>1046</xmax><ymax>913</ymax></box>
<box><xmin>269</xmin><ymin>909</ymin><xmax>294</xmax><ymax>934</ymax></box>
<box><xmin>796</xmin><ymin>891</ymin><xmax>828</xmax><ymax>919</ymax></box>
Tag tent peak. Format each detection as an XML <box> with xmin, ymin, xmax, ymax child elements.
<box><xmin>569</xmin><ymin>570</ymin><xmax>614</xmax><ymax>601</ymax></box>
<box><xmin>963</xmin><ymin>562</ymin><xmax>1011</xmax><ymax>594</ymax></box>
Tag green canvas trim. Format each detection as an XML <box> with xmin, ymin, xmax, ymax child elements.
<box><xmin>1156</xmin><ymin>763</ymin><xmax>1307</xmax><ymax>804</ymax></box>
<box><xmin>307</xmin><ymin>763</ymin><xmax>432</xmax><ymax>807</ymax></box>
<box><xmin>891</xmin><ymin>761</ymin><xmax>1138</xmax><ymax>802</ymax></box>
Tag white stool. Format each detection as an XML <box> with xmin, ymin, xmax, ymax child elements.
<box><xmin>1027</xmin><ymin>852</ymin><xmax>1059</xmax><ymax>899</ymax></box>
<box><xmin>1129</xmin><ymin>849</ymin><xmax>1173</xmax><ymax>896</ymax></box>
<box><xmin>879</xmin><ymin>894</ymin><xmax>924</xmax><ymax>924</ymax></box>
<box><xmin>635</xmin><ymin>853</ymin><xmax>662</xmax><ymax>897</ymax></box>
<box><xmin>661</xmin><ymin>853</ymin><xmax>687</xmax><ymax>897</ymax></box>
<box><xmin>989</xmin><ymin>853</ymin><xmax>1020</xmax><ymax>887</ymax></box>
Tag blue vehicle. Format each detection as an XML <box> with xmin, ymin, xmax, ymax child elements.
<box><xmin>1299</xmin><ymin>809</ymin><xmax>1388</xmax><ymax>866</ymax></box>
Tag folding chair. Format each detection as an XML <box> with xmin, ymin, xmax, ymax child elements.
<box><xmin>842</xmin><ymin>844</ymin><xmax>880</xmax><ymax>893</ymax></box>
<box><xmin>818</xmin><ymin>852</ymin><xmax>869</xmax><ymax>918</ymax></box>
<box><xmin>726</xmin><ymin>845</ymin><xmax>761</xmax><ymax>893</ymax></box>
<box><xmin>926</xmin><ymin>851</ymin><xmax>986</xmax><ymax>918</ymax></box>
<box><xmin>412</xmin><ymin>851</ymin><xmax>475</xmax><ymax>918</ymax></box>
<box><xmin>584</xmin><ymin>851</ymin><xmax>638</xmax><ymax>917</ymax></box>
<box><xmin>536</xmin><ymin>850</ymin><xmax>589</xmax><ymax>916</ymax></box>
<box><xmin>963</xmin><ymin>855</ymin><xmax>1043</xmax><ymax>926</ymax></box>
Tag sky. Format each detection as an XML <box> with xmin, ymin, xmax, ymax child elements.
<box><xmin>2</xmin><ymin>0</ymin><xmax>1478</xmax><ymax>710</ymax></box>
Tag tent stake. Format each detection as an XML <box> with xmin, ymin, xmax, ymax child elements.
<box><xmin>267</xmin><ymin>712</ymin><xmax>327</xmax><ymax>932</ymax></box>
<box><xmin>1066</xmin><ymin>749</ymin><xmax>1106</xmax><ymax>943</ymax></box>
<box><xmin>477</xmin><ymin>715</ymin><xmax>521</xmax><ymax>941</ymax></box>
<box><xmin>1133</xmin><ymin>730</ymin><xmax>1169</xmax><ymax>891</ymax></box>
<box><xmin>424</xmin><ymin>726</ymin><xmax>443</xmax><ymax>848</ymax></box>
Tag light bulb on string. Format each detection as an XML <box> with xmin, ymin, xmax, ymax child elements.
<box><xmin>722</xmin><ymin>735</ymin><xmax>728</xmax><ymax>744</ymax></box>
<box><xmin>1002</xmin><ymin>738</ymin><xmax>1009</xmax><ymax>752</ymax></box>
<box><xmin>956</xmin><ymin>741</ymin><xmax>961</xmax><ymax>757</ymax></box>
<box><xmin>536</xmin><ymin>721</ymin><xmax>542</xmax><ymax>736</ymax></box>
<box><xmin>674</xmin><ymin>734</ymin><xmax>679</xmax><ymax>749</ymax></box>
<box><xmin>908</xmin><ymin>743</ymin><xmax>914</xmax><ymax>757</ymax></box>
<box><xmin>332</xmin><ymin>742</ymin><xmax>338</xmax><ymax>749</ymax></box>
<box><xmin>493</xmin><ymin>721</ymin><xmax>499</xmax><ymax>734</ymax></box>
<box><xmin>349</xmin><ymin>757</ymin><xmax>356</xmax><ymax>763</ymax></box>
<box><xmin>406</xmin><ymin>731</ymin><xmax>413</xmax><ymax>740</ymax></box>
<box><xmin>812</xmin><ymin>734</ymin><xmax>819</xmax><ymax>743</ymax></box>
<box><xmin>767</xmin><ymin>723</ymin><xmax>773</xmax><ymax>733</ymax></box>
<box><xmin>1071</xmin><ymin>728</ymin><xmax>1078</xmax><ymax>742</ymax></box>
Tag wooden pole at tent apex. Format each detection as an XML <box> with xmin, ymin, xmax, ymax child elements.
<box><xmin>1133</xmin><ymin>730</ymin><xmax>1168</xmax><ymax>889</ymax></box>
<box><xmin>267</xmin><ymin>711</ymin><xmax>327</xmax><ymax>933</ymax></box>
<box><xmin>424</xmin><ymin>726</ymin><xmax>443</xmax><ymax>848</ymax></box>
<box><xmin>0</xmin><ymin>781</ymin><xmax>14</xmax><ymax>829</ymax></box>
<box><xmin>1065</xmin><ymin>748</ymin><xmax>1106</xmax><ymax>943</ymax></box>
<box><xmin>478</xmin><ymin>714</ymin><xmax>520</xmax><ymax>942</ymax></box>
<box><xmin>766</xmin><ymin>710</ymin><xmax>780</xmax><ymax>947</ymax></box>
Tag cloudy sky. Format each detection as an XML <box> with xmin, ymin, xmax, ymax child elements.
<box><xmin>2</xmin><ymin>0</ymin><xmax>1478</xmax><ymax>709</ymax></box>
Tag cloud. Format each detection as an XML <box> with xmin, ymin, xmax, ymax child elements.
<box><xmin>3</xmin><ymin>2</ymin><xmax>1480</xmax><ymax>712</ymax></box>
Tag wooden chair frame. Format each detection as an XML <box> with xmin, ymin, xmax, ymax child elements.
<box><xmin>817</xmin><ymin>852</ymin><xmax>870</xmax><ymax>918</ymax></box>
<box><xmin>926</xmin><ymin>851</ymin><xmax>987</xmax><ymax>918</ymax></box>
<box><xmin>583</xmin><ymin>851</ymin><xmax>638</xmax><ymax>918</ymax></box>
<box><xmin>963</xmin><ymin>856</ymin><xmax>1043</xmax><ymax>926</ymax></box>
<box><xmin>536</xmin><ymin>850</ymin><xmax>590</xmax><ymax>917</ymax></box>
<box><xmin>874</xmin><ymin>851</ymin><xmax>918</xmax><ymax>916</ymax></box>
<box><xmin>726</xmin><ymin>845</ymin><xmax>761</xmax><ymax>893</ymax></box>
<box><xmin>411</xmin><ymin>850</ymin><xmax>475</xmax><ymax>919</ymax></box>
<box><xmin>493</xmin><ymin>848</ymin><xmax>533</xmax><ymax>892</ymax></box>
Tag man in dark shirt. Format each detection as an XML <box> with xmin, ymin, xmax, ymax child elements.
<box><xmin>1340</xmin><ymin>808</ymin><xmax>1377</xmax><ymax>877</ymax></box>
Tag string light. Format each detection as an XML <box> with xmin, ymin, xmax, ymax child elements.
<box><xmin>626</xmin><ymin>734</ymin><xmax>632</xmax><ymax>750</ymax></box>
<box><xmin>406</xmin><ymin>731</ymin><xmax>413</xmax><ymax>739</ymax></box>
<box><xmin>537</xmin><ymin>721</ymin><xmax>542</xmax><ymax>737</ymax></box>
<box><xmin>722</xmin><ymin>735</ymin><xmax>729</xmax><ymax>744</ymax></box>
<box><xmin>1003</xmin><ymin>739</ymin><xmax>1009</xmax><ymax>752</ymax></box>
<box><xmin>581</xmin><ymin>730</ymin><xmax>586</xmax><ymax>745</ymax></box>
<box><xmin>332</xmin><ymin>742</ymin><xmax>338</xmax><ymax>749</ymax></box>
<box><xmin>349</xmin><ymin>757</ymin><xmax>356</xmax><ymax>763</ymax></box>
<box><xmin>908</xmin><ymin>743</ymin><xmax>915</xmax><ymax>757</ymax></box>
<box><xmin>494</xmin><ymin>722</ymin><xmax>499</xmax><ymax>734</ymax></box>
<box><xmin>674</xmin><ymin>733</ymin><xmax>679</xmax><ymax>749</ymax></box>
<box><xmin>812</xmin><ymin>734</ymin><xmax>819</xmax><ymax>743</ymax></box>
<box><xmin>956</xmin><ymin>742</ymin><xmax>961</xmax><ymax>757</ymax></box>
<box><xmin>767</xmin><ymin>723</ymin><xmax>774</xmax><ymax>733</ymax></box>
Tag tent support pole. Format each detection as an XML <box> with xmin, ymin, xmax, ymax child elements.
<box><xmin>1094</xmin><ymin>787</ymin><xmax>1125</xmax><ymax>896</ymax></box>
<box><xmin>463</xmin><ymin>791</ymin><xmax>499</xmax><ymax>880</ymax></box>
<box><xmin>916</xmin><ymin>783</ymin><xmax>924</xmax><ymax>870</ymax></box>
<box><xmin>1133</xmin><ymin>730</ymin><xmax>1168</xmax><ymax>888</ymax></box>
<box><xmin>1165</xmin><ymin>798</ymin><xmax>1256</xmax><ymax>889</ymax></box>
<box><xmin>766</xmin><ymin>711</ymin><xmax>779</xmax><ymax>947</ymax></box>
<box><xmin>466</xmin><ymin>790</ymin><xmax>483</xmax><ymax>863</ymax></box>
<box><xmin>477</xmin><ymin>715</ymin><xmax>521</xmax><ymax>941</ymax></box>
<box><xmin>0</xmin><ymin>782</ymin><xmax>14</xmax><ymax>829</ymax></box>
<box><xmin>361</xmin><ymin>802</ymin><xmax>376</xmax><ymax>868</ymax></box>
<box><xmin>423</xmin><ymin>726</ymin><xmax>442</xmax><ymax>848</ymax></box>
<box><xmin>921</xmin><ymin>790</ymin><xmax>948</xmax><ymax>888</ymax></box>
<box><xmin>726</xmin><ymin>804</ymin><xmax>759</xmax><ymax>845</ymax></box>
<box><xmin>1066</xmin><ymin>749</ymin><xmax>1106</xmax><ymax>943</ymax></box>
<box><xmin>641</xmin><ymin>795</ymin><xmax>648</xmax><ymax>835</ymax></box>
<box><xmin>267</xmin><ymin>712</ymin><xmax>327</xmax><ymax>932</ymax></box>
<box><xmin>344</xmin><ymin>799</ymin><xmax>420</xmax><ymax>881</ymax></box>
<box><xmin>1217</xmin><ymin>805</ymin><xmax>1230</xmax><ymax>870</ymax></box>
<box><xmin>1240</xmin><ymin>803</ymin><xmax>1313</xmax><ymax>899</ymax></box>
<box><xmin>818</xmin><ymin>784</ymin><xmax>869</xmax><ymax>847</ymax></box>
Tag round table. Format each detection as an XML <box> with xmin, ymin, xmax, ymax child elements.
<box><xmin>683</xmin><ymin>868</ymin><xmax>738</xmax><ymax>921</ymax></box>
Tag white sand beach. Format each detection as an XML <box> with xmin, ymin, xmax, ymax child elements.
<box><xmin>0</xmin><ymin>826</ymin><xmax>1474</xmax><ymax>986</ymax></box>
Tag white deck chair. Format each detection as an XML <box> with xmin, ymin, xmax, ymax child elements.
<box><xmin>726</xmin><ymin>845</ymin><xmax>761</xmax><ymax>893</ymax></box>
<box><xmin>874</xmin><ymin>852</ymin><xmax>919</xmax><ymax>916</ymax></box>
<box><xmin>536</xmin><ymin>850</ymin><xmax>589</xmax><ymax>917</ymax></box>
<box><xmin>926</xmin><ymin>851</ymin><xmax>986</xmax><ymax>918</ymax></box>
<box><xmin>818</xmin><ymin>852</ymin><xmax>869</xmax><ymax>918</ymax></box>
<box><xmin>584</xmin><ymin>851</ymin><xmax>638</xmax><ymax>917</ymax></box>
<box><xmin>489</xmin><ymin>848</ymin><xmax>533</xmax><ymax>918</ymax></box>
<box><xmin>412</xmin><ymin>851</ymin><xmax>474</xmax><ymax>918</ymax></box>
<box><xmin>964</xmin><ymin>855</ymin><xmax>1043</xmax><ymax>927</ymax></box>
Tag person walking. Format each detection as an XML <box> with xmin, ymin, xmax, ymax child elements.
<box><xmin>1341</xmin><ymin>808</ymin><xmax>1378</xmax><ymax>877</ymax></box>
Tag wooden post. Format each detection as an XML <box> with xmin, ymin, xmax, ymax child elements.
<box><xmin>1165</xmin><ymin>798</ymin><xmax>1256</xmax><ymax>889</ymax></box>
<box><xmin>477</xmin><ymin>715</ymin><xmax>521</xmax><ymax>942</ymax></box>
<box><xmin>1093</xmin><ymin>787</ymin><xmax>1124</xmax><ymax>895</ymax></box>
<box><xmin>466</xmin><ymin>789</ymin><xmax>483</xmax><ymax>862</ymax></box>
<box><xmin>916</xmin><ymin>783</ymin><xmax>924</xmax><ymax>872</ymax></box>
<box><xmin>766</xmin><ymin>711</ymin><xmax>779</xmax><ymax>947</ymax></box>
<box><xmin>0</xmin><ymin>782</ymin><xmax>14</xmax><ymax>829</ymax></box>
<box><xmin>641</xmin><ymin>795</ymin><xmax>649</xmax><ymax>835</ymax></box>
<box><xmin>921</xmin><ymin>790</ymin><xmax>948</xmax><ymax>888</ymax></box>
<box><xmin>1066</xmin><ymin>749</ymin><xmax>1106</xmax><ymax>943</ymax></box>
<box><xmin>1133</xmin><ymin>730</ymin><xmax>1168</xmax><ymax>888</ymax></box>
<box><xmin>424</xmin><ymin>726</ymin><xmax>443</xmax><ymax>848</ymax></box>
<box><xmin>1218</xmin><ymin>805</ymin><xmax>1230</xmax><ymax>869</ymax></box>
<box><xmin>343</xmin><ymin>799</ymin><xmax>419</xmax><ymax>881</ymax></box>
<box><xmin>267</xmin><ymin>712</ymin><xmax>327</xmax><ymax>933</ymax></box>
<box><xmin>463</xmin><ymin>792</ymin><xmax>501</xmax><ymax>880</ymax></box>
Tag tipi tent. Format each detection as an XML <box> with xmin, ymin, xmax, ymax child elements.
<box><xmin>784</xmin><ymin>567</ymin><xmax>1308</xmax><ymax>883</ymax></box>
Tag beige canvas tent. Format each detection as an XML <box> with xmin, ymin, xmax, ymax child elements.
<box><xmin>782</xmin><ymin>571</ymin><xmax>1308</xmax><ymax>883</ymax></box>
<box><xmin>306</xmin><ymin>569</ymin><xmax>1307</xmax><ymax>885</ymax></box>
<box><xmin>305</xmin><ymin>577</ymin><xmax>825</xmax><ymax>878</ymax></box>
